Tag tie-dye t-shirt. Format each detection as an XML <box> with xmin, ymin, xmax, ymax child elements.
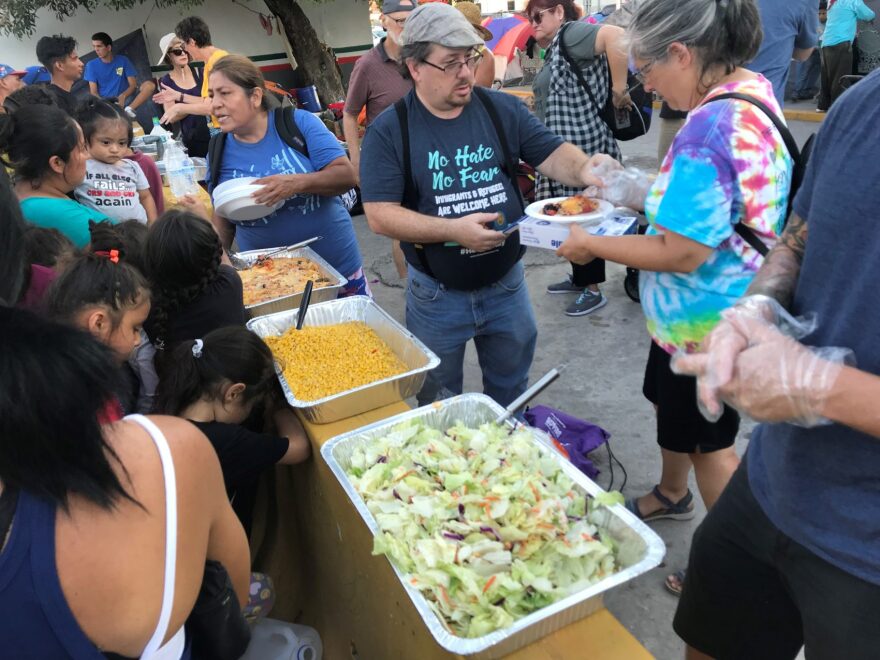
<box><xmin>639</xmin><ymin>75</ymin><xmax>792</xmax><ymax>354</ymax></box>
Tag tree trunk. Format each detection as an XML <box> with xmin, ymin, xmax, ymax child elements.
<box><xmin>263</xmin><ymin>0</ymin><xmax>346</xmax><ymax>107</ymax></box>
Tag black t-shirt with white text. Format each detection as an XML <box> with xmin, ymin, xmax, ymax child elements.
<box><xmin>360</xmin><ymin>89</ymin><xmax>562</xmax><ymax>290</ymax></box>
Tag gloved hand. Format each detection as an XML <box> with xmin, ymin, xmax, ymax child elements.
<box><xmin>674</xmin><ymin>310</ymin><xmax>853</xmax><ymax>427</ymax></box>
<box><xmin>583</xmin><ymin>161</ymin><xmax>651</xmax><ymax>211</ymax></box>
<box><xmin>683</xmin><ymin>295</ymin><xmax>782</xmax><ymax>422</ymax></box>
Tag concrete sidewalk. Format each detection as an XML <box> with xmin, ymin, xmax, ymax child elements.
<box><xmin>352</xmin><ymin>111</ymin><xmax>818</xmax><ymax>658</ymax></box>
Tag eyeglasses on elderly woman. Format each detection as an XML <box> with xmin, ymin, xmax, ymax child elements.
<box><xmin>633</xmin><ymin>60</ymin><xmax>657</xmax><ymax>85</ymax></box>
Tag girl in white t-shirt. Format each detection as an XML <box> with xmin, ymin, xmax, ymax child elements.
<box><xmin>74</xmin><ymin>98</ymin><xmax>158</xmax><ymax>224</ymax></box>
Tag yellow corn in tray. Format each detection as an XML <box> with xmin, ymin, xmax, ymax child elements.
<box><xmin>265</xmin><ymin>321</ymin><xmax>408</xmax><ymax>401</ymax></box>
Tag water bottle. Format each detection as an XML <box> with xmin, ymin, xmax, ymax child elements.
<box><xmin>165</xmin><ymin>140</ymin><xmax>197</xmax><ymax>198</ymax></box>
<box><xmin>240</xmin><ymin>618</ymin><xmax>322</xmax><ymax>660</ymax></box>
<box><xmin>149</xmin><ymin>117</ymin><xmax>170</xmax><ymax>140</ymax></box>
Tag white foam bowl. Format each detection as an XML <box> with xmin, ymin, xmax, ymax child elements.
<box><xmin>212</xmin><ymin>177</ymin><xmax>283</xmax><ymax>222</ymax></box>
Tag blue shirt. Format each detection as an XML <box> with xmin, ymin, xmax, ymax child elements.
<box><xmin>822</xmin><ymin>0</ymin><xmax>876</xmax><ymax>47</ymax></box>
<box><xmin>0</xmin><ymin>489</ymin><xmax>193</xmax><ymax>659</ymax></box>
<box><xmin>748</xmin><ymin>0</ymin><xmax>818</xmax><ymax>105</ymax></box>
<box><xmin>209</xmin><ymin>110</ymin><xmax>362</xmax><ymax>277</ymax></box>
<box><xmin>748</xmin><ymin>68</ymin><xmax>880</xmax><ymax>586</ymax></box>
<box><xmin>360</xmin><ymin>89</ymin><xmax>562</xmax><ymax>289</ymax></box>
<box><xmin>83</xmin><ymin>54</ymin><xmax>137</xmax><ymax>98</ymax></box>
<box><xmin>19</xmin><ymin>197</ymin><xmax>111</xmax><ymax>248</ymax></box>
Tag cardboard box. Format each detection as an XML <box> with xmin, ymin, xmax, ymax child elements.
<box><xmin>518</xmin><ymin>213</ymin><xmax>640</xmax><ymax>250</ymax></box>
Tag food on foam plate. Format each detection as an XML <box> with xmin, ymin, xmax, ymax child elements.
<box><xmin>238</xmin><ymin>256</ymin><xmax>332</xmax><ymax>306</ymax></box>
<box><xmin>346</xmin><ymin>421</ymin><xmax>624</xmax><ymax>638</ymax></box>
<box><xmin>264</xmin><ymin>321</ymin><xmax>408</xmax><ymax>401</ymax></box>
<box><xmin>542</xmin><ymin>194</ymin><xmax>600</xmax><ymax>217</ymax></box>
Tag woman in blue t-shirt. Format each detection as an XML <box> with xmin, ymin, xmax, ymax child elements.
<box><xmin>206</xmin><ymin>55</ymin><xmax>367</xmax><ymax>296</ymax></box>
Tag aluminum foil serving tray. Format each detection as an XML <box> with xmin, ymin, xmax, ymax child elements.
<box><xmin>320</xmin><ymin>393</ymin><xmax>666</xmax><ymax>658</ymax></box>
<box><xmin>234</xmin><ymin>246</ymin><xmax>346</xmax><ymax>319</ymax></box>
<box><xmin>247</xmin><ymin>296</ymin><xmax>440</xmax><ymax>424</ymax></box>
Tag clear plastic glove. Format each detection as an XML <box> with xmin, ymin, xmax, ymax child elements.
<box><xmin>584</xmin><ymin>165</ymin><xmax>651</xmax><ymax>211</ymax></box>
<box><xmin>673</xmin><ymin>309</ymin><xmax>854</xmax><ymax>427</ymax></box>
<box><xmin>673</xmin><ymin>296</ymin><xmax>808</xmax><ymax>421</ymax></box>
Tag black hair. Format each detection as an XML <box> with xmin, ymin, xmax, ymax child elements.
<box><xmin>0</xmin><ymin>104</ymin><xmax>80</xmax><ymax>185</ymax></box>
<box><xmin>45</xmin><ymin>223</ymin><xmax>150</xmax><ymax>329</ymax></box>
<box><xmin>2</xmin><ymin>84</ymin><xmax>60</xmax><ymax>114</ymax></box>
<box><xmin>75</xmin><ymin>97</ymin><xmax>133</xmax><ymax>146</ymax></box>
<box><xmin>175</xmin><ymin>16</ymin><xmax>213</xmax><ymax>49</ymax></box>
<box><xmin>22</xmin><ymin>226</ymin><xmax>77</xmax><ymax>269</ymax></box>
<box><xmin>89</xmin><ymin>219</ymin><xmax>149</xmax><ymax>275</ymax></box>
<box><xmin>0</xmin><ymin>170</ymin><xmax>27</xmax><ymax>306</ymax></box>
<box><xmin>154</xmin><ymin>326</ymin><xmax>275</xmax><ymax>415</ymax></box>
<box><xmin>0</xmin><ymin>306</ymin><xmax>138</xmax><ymax>511</ymax></box>
<box><xmin>144</xmin><ymin>210</ymin><xmax>223</xmax><ymax>350</ymax></box>
<box><xmin>36</xmin><ymin>34</ymin><xmax>78</xmax><ymax>72</ymax></box>
<box><xmin>92</xmin><ymin>32</ymin><xmax>113</xmax><ymax>47</ymax></box>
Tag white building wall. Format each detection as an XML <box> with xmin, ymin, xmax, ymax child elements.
<box><xmin>0</xmin><ymin>0</ymin><xmax>372</xmax><ymax>70</ymax></box>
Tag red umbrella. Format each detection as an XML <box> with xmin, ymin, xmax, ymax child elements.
<box><xmin>491</xmin><ymin>21</ymin><xmax>535</xmax><ymax>62</ymax></box>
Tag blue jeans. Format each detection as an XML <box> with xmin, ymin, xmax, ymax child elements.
<box><xmin>406</xmin><ymin>261</ymin><xmax>538</xmax><ymax>408</ymax></box>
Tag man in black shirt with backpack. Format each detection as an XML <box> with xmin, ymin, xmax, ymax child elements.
<box><xmin>360</xmin><ymin>3</ymin><xmax>603</xmax><ymax>407</ymax></box>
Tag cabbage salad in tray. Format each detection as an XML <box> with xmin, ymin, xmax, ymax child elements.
<box><xmin>346</xmin><ymin>420</ymin><xmax>624</xmax><ymax>638</ymax></box>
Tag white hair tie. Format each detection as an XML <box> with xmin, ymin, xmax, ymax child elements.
<box><xmin>192</xmin><ymin>339</ymin><xmax>204</xmax><ymax>358</ymax></box>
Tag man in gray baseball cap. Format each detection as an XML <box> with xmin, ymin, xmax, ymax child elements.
<box><xmin>359</xmin><ymin>1</ymin><xmax>603</xmax><ymax>409</ymax></box>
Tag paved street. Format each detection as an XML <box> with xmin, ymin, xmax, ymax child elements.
<box><xmin>351</xmin><ymin>108</ymin><xmax>820</xmax><ymax>658</ymax></box>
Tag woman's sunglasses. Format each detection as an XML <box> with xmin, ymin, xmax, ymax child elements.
<box><xmin>528</xmin><ymin>6</ymin><xmax>556</xmax><ymax>25</ymax></box>
<box><xmin>169</xmin><ymin>48</ymin><xmax>187</xmax><ymax>57</ymax></box>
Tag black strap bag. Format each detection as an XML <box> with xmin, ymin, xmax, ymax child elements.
<box><xmin>704</xmin><ymin>92</ymin><xmax>815</xmax><ymax>256</ymax></box>
<box><xmin>557</xmin><ymin>23</ymin><xmax>652</xmax><ymax>141</ymax></box>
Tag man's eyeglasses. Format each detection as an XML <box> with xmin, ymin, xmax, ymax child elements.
<box><xmin>528</xmin><ymin>6</ymin><xmax>556</xmax><ymax>25</ymax></box>
<box><xmin>421</xmin><ymin>51</ymin><xmax>484</xmax><ymax>75</ymax></box>
<box><xmin>169</xmin><ymin>48</ymin><xmax>187</xmax><ymax>57</ymax></box>
<box><xmin>389</xmin><ymin>16</ymin><xmax>407</xmax><ymax>26</ymax></box>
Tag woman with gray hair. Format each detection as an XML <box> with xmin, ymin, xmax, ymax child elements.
<box><xmin>558</xmin><ymin>0</ymin><xmax>794</xmax><ymax>596</ymax></box>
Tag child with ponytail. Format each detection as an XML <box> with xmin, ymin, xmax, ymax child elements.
<box><xmin>144</xmin><ymin>209</ymin><xmax>246</xmax><ymax>354</ymax></box>
<box><xmin>44</xmin><ymin>222</ymin><xmax>152</xmax><ymax>415</ymax></box>
<box><xmin>154</xmin><ymin>325</ymin><xmax>309</xmax><ymax>532</ymax></box>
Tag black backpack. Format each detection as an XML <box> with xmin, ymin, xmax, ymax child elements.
<box><xmin>393</xmin><ymin>87</ymin><xmax>527</xmax><ymax>286</ymax></box>
<box><xmin>557</xmin><ymin>23</ymin><xmax>652</xmax><ymax>142</ymax></box>
<box><xmin>206</xmin><ymin>106</ymin><xmax>309</xmax><ymax>194</ymax></box>
<box><xmin>704</xmin><ymin>92</ymin><xmax>815</xmax><ymax>256</ymax></box>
